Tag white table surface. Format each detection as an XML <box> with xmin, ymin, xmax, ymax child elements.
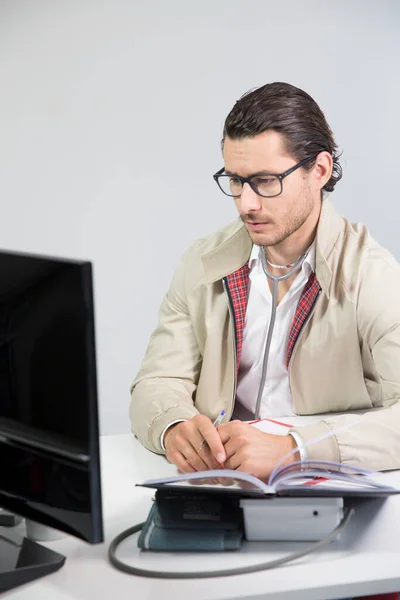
<box><xmin>6</xmin><ymin>432</ymin><xmax>400</xmax><ymax>600</ymax></box>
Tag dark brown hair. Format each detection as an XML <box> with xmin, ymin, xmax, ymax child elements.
<box><xmin>222</xmin><ymin>82</ymin><xmax>342</xmax><ymax>192</ymax></box>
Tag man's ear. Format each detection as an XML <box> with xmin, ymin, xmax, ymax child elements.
<box><xmin>313</xmin><ymin>151</ymin><xmax>333</xmax><ymax>190</ymax></box>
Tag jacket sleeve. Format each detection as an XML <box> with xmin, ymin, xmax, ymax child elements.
<box><xmin>129</xmin><ymin>249</ymin><xmax>202</xmax><ymax>454</ymax></box>
<box><xmin>290</xmin><ymin>248</ymin><xmax>400</xmax><ymax>471</ymax></box>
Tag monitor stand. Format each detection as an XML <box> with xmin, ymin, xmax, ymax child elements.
<box><xmin>0</xmin><ymin>526</ymin><xmax>65</xmax><ymax>593</ymax></box>
<box><xmin>0</xmin><ymin>509</ymin><xmax>22</xmax><ymax>527</ymax></box>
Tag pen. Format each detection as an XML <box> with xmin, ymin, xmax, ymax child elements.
<box><xmin>197</xmin><ymin>410</ymin><xmax>226</xmax><ymax>453</ymax></box>
<box><xmin>212</xmin><ymin>409</ymin><xmax>226</xmax><ymax>427</ymax></box>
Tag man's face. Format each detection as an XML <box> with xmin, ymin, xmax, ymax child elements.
<box><xmin>222</xmin><ymin>130</ymin><xmax>321</xmax><ymax>248</ymax></box>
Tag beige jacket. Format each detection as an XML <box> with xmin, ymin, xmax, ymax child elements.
<box><xmin>130</xmin><ymin>200</ymin><xmax>400</xmax><ymax>471</ymax></box>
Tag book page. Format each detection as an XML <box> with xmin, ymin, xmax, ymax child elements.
<box><xmin>248</xmin><ymin>418</ymin><xmax>293</xmax><ymax>436</ymax></box>
<box><xmin>271</xmin><ymin>461</ymin><xmax>398</xmax><ymax>493</ymax></box>
<box><xmin>275</xmin><ymin>472</ymin><xmax>399</xmax><ymax>493</ymax></box>
<box><xmin>139</xmin><ymin>469</ymin><xmax>272</xmax><ymax>495</ymax></box>
<box><xmin>271</xmin><ymin>460</ymin><xmax>376</xmax><ymax>484</ymax></box>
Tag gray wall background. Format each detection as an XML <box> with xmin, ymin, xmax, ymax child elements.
<box><xmin>0</xmin><ymin>0</ymin><xmax>399</xmax><ymax>434</ymax></box>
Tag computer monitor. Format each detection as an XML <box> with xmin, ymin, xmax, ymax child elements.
<box><xmin>0</xmin><ymin>248</ymin><xmax>103</xmax><ymax>592</ymax></box>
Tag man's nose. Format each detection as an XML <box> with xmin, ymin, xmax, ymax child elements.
<box><xmin>238</xmin><ymin>182</ymin><xmax>263</xmax><ymax>213</ymax></box>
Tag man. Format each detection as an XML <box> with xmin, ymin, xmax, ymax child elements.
<box><xmin>130</xmin><ymin>82</ymin><xmax>400</xmax><ymax>482</ymax></box>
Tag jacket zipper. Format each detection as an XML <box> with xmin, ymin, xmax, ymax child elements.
<box><xmin>288</xmin><ymin>288</ymin><xmax>322</xmax><ymax>396</ymax></box>
<box><xmin>222</xmin><ymin>277</ymin><xmax>237</xmax><ymax>421</ymax></box>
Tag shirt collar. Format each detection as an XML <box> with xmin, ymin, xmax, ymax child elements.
<box><xmin>248</xmin><ymin>239</ymin><xmax>316</xmax><ymax>276</ymax></box>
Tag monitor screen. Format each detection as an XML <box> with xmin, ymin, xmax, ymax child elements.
<box><xmin>0</xmin><ymin>249</ymin><xmax>103</xmax><ymax>545</ymax></box>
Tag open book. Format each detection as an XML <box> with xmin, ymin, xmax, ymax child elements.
<box><xmin>139</xmin><ymin>420</ymin><xmax>400</xmax><ymax>498</ymax></box>
<box><xmin>139</xmin><ymin>460</ymin><xmax>400</xmax><ymax>498</ymax></box>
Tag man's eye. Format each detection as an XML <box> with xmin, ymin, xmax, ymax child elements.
<box><xmin>229</xmin><ymin>177</ymin><xmax>241</xmax><ymax>185</ymax></box>
<box><xmin>257</xmin><ymin>177</ymin><xmax>274</xmax><ymax>185</ymax></box>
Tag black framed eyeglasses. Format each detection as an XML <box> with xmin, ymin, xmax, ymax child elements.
<box><xmin>213</xmin><ymin>156</ymin><xmax>316</xmax><ymax>198</ymax></box>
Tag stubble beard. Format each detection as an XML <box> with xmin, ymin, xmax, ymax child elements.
<box><xmin>251</xmin><ymin>191</ymin><xmax>314</xmax><ymax>249</ymax></box>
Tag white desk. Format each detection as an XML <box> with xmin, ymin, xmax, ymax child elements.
<box><xmin>7</xmin><ymin>433</ymin><xmax>400</xmax><ymax>600</ymax></box>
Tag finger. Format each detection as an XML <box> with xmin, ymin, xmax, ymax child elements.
<box><xmin>166</xmin><ymin>438</ymin><xmax>200</xmax><ymax>473</ymax></box>
<box><xmin>197</xmin><ymin>445</ymin><xmax>222</xmax><ymax>470</ymax></box>
<box><xmin>197</xmin><ymin>420</ymin><xmax>226</xmax><ymax>465</ymax></box>
<box><xmin>222</xmin><ymin>438</ymin><xmax>234</xmax><ymax>461</ymax></box>
<box><xmin>184</xmin><ymin>420</ymin><xmax>224</xmax><ymax>469</ymax></box>
<box><xmin>168</xmin><ymin>423</ymin><xmax>220</xmax><ymax>471</ymax></box>
<box><xmin>218</xmin><ymin>429</ymin><xmax>230</xmax><ymax>445</ymax></box>
<box><xmin>170</xmin><ymin>430</ymin><xmax>210</xmax><ymax>471</ymax></box>
<box><xmin>221</xmin><ymin>437</ymin><xmax>241</xmax><ymax>462</ymax></box>
<box><xmin>180</xmin><ymin>441</ymin><xmax>210</xmax><ymax>472</ymax></box>
<box><xmin>217</xmin><ymin>421</ymin><xmax>244</xmax><ymax>444</ymax></box>
<box><xmin>224</xmin><ymin>448</ymin><xmax>242</xmax><ymax>471</ymax></box>
<box><xmin>171</xmin><ymin>452</ymin><xmax>196</xmax><ymax>474</ymax></box>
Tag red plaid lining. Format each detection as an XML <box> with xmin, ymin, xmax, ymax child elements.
<box><xmin>225</xmin><ymin>268</ymin><xmax>321</xmax><ymax>370</ymax></box>
<box><xmin>286</xmin><ymin>272</ymin><xmax>321</xmax><ymax>367</ymax></box>
<box><xmin>225</xmin><ymin>265</ymin><xmax>250</xmax><ymax>372</ymax></box>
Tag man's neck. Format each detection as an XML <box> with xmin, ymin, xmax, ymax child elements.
<box><xmin>265</xmin><ymin>231</ymin><xmax>315</xmax><ymax>267</ymax></box>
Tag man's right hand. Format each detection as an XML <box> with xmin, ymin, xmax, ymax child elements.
<box><xmin>164</xmin><ymin>414</ymin><xmax>226</xmax><ymax>473</ymax></box>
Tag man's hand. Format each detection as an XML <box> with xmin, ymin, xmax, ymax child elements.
<box><xmin>218</xmin><ymin>420</ymin><xmax>299</xmax><ymax>481</ymax></box>
<box><xmin>164</xmin><ymin>415</ymin><xmax>226</xmax><ymax>474</ymax></box>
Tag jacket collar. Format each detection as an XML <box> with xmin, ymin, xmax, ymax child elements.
<box><xmin>202</xmin><ymin>199</ymin><xmax>344</xmax><ymax>299</ymax></box>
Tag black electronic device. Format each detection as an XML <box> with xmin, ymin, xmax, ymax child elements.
<box><xmin>0</xmin><ymin>248</ymin><xmax>103</xmax><ymax>592</ymax></box>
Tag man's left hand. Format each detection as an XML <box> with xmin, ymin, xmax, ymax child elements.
<box><xmin>218</xmin><ymin>420</ymin><xmax>300</xmax><ymax>481</ymax></box>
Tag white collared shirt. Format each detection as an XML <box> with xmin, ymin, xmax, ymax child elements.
<box><xmin>161</xmin><ymin>242</ymin><xmax>316</xmax><ymax>456</ymax></box>
<box><xmin>235</xmin><ymin>242</ymin><xmax>316</xmax><ymax>420</ymax></box>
